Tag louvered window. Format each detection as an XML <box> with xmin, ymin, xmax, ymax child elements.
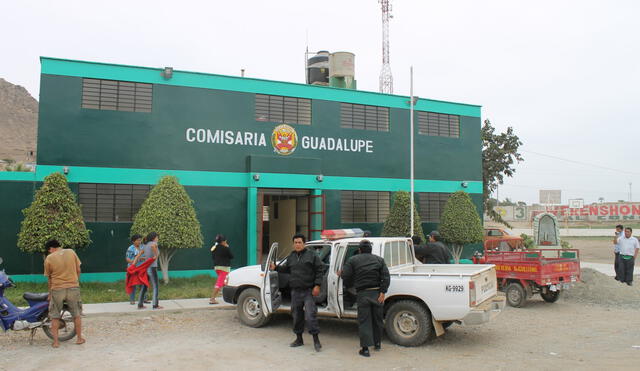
<box><xmin>79</xmin><ymin>183</ymin><xmax>151</xmax><ymax>222</ymax></box>
<box><xmin>341</xmin><ymin>191</ymin><xmax>390</xmax><ymax>223</ymax></box>
<box><xmin>255</xmin><ymin>94</ymin><xmax>311</xmax><ymax>125</ymax></box>
<box><xmin>82</xmin><ymin>78</ymin><xmax>153</xmax><ymax>112</ymax></box>
<box><xmin>340</xmin><ymin>103</ymin><xmax>389</xmax><ymax>132</ymax></box>
<box><xmin>418</xmin><ymin>192</ymin><xmax>451</xmax><ymax>223</ymax></box>
<box><xmin>417</xmin><ymin>111</ymin><xmax>460</xmax><ymax>137</ymax></box>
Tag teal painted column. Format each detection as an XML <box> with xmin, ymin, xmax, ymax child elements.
<box><xmin>247</xmin><ymin>187</ymin><xmax>258</xmax><ymax>265</ymax></box>
<box><xmin>311</xmin><ymin>189</ymin><xmax>323</xmax><ymax>240</ymax></box>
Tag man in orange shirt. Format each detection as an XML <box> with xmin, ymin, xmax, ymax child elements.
<box><xmin>44</xmin><ymin>239</ymin><xmax>85</xmax><ymax>347</ymax></box>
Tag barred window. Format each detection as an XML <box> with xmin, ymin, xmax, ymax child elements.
<box><xmin>340</xmin><ymin>103</ymin><xmax>389</xmax><ymax>132</ymax></box>
<box><xmin>341</xmin><ymin>191</ymin><xmax>390</xmax><ymax>223</ymax></box>
<box><xmin>417</xmin><ymin>111</ymin><xmax>460</xmax><ymax>137</ymax></box>
<box><xmin>255</xmin><ymin>94</ymin><xmax>311</xmax><ymax>125</ymax></box>
<box><xmin>78</xmin><ymin>183</ymin><xmax>151</xmax><ymax>222</ymax></box>
<box><xmin>82</xmin><ymin>78</ymin><xmax>153</xmax><ymax>112</ymax></box>
<box><xmin>418</xmin><ymin>192</ymin><xmax>451</xmax><ymax>223</ymax></box>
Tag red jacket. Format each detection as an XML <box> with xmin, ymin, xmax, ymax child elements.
<box><xmin>125</xmin><ymin>258</ymin><xmax>156</xmax><ymax>294</ymax></box>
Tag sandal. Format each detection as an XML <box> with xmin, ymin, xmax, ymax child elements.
<box><xmin>209</xmin><ymin>300</ymin><xmax>218</xmax><ymax>305</ymax></box>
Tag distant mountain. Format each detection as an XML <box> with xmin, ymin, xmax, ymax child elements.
<box><xmin>0</xmin><ymin>78</ymin><xmax>37</xmax><ymax>165</ymax></box>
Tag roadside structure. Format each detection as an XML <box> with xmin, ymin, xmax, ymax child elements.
<box><xmin>0</xmin><ymin>57</ymin><xmax>482</xmax><ymax>281</ymax></box>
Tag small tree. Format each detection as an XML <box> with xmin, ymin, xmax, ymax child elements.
<box><xmin>439</xmin><ymin>191</ymin><xmax>483</xmax><ymax>263</ymax></box>
<box><xmin>130</xmin><ymin>176</ymin><xmax>203</xmax><ymax>284</ymax></box>
<box><xmin>382</xmin><ymin>191</ymin><xmax>425</xmax><ymax>242</ymax></box>
<box><xmin>482</xmin><ymin>119</ymin><xmax>523</xmax><ymax>227</ymax></box>
<box><xmin>17</xmin><ymin>172</ymin><xmax>91</xmax><ymax>254</ymax></box>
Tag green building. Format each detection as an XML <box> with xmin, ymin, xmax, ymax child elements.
<box><xmin>0</xmin><ymin>57</ymin><xmax>482</xmax><ymax>282</ymax></box>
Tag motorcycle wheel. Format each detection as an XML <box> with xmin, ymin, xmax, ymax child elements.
<box><xmin>42</xmin><ymin>309</ymin><xmax>77</xmax><ymax>342</ymax></box>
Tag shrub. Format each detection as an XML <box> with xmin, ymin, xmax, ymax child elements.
<box><xmin>382</xmin><ymin>191</ymin><xmax>425</xmax><ymax>242</ymax></box>
<box><xmin>520</xmin><ymin>233</ymin><xmax>535</xmax><ymax>250</ymax></box>
<box><xmin>17</xmin><ymin>172</ymin><xmax>91</xmax><ymax>254</ymax></box>
<box><xmin>130</xmin><ymin>176</ymin><xmax>203</xmax><ymax>284</ymax></box>
<box><xmin>439</xmin><ymin>191</ymin><xmax>483</xmax><ymax>263</ymax></box>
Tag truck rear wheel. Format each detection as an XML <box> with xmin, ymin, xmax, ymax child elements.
<box><xmin>384</xmin><ymin>300</ymin><xmax>433</xmax><ymax>347</ymax></box>
<box><xmin>505</xmin><ymin>282</ymin><xmax>527</xmax><ymax>308</ymax></box>
<box><xmin>237</xmin><ymin>288</ymin><xmax>271</xmax><ymax>328</ymax></box>
<box><xmin>541</xmin><ymin>289</ymin><xmax>560</xmax><ymax>303</ymax></box>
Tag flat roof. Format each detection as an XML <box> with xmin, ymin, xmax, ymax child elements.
<box><xmin>40</xmin><ymin>56</ymin><xmax>481</xmax><ymax>117</ymax></box>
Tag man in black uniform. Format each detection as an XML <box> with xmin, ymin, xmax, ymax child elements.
<box><xmin>416</xmin><ymin>231</ymin><xmax>452</xmax><ymax>264</ymax></box>
<box><xmin>341</xmin><ymin>239</ymin><xmax>390</xmax><ymax>357</ymax></box>
<box><xmin>270</xmin><ymin>233</ymin><xmax>324</xmax><ymax>351</ymax></box>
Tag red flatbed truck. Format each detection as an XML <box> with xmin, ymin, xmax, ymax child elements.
<box><xmin>473</xmin><ymin>247</ymin><xmax>581</xmax><ymax>307</ymax></box>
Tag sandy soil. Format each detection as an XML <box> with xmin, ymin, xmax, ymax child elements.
<box><xmin>3</xmin><ymin>292</ymin><xmax>640</xmax><ymax>371</ymax></box>
<box><xmin>565</xmin><ymin>237</ymin><xmax>617</xmax><ymax>264</ymax></box>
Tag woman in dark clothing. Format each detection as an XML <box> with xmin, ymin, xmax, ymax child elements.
<box><xmin>210</xmin><ymin>234</ymin><xmax>234</xmax><ymax>304</ymax></box>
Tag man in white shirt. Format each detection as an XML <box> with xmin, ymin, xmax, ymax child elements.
<box><xmin>615</xmin><ymin>227</ymin><xmax>640</xmax><ymax>286</ymax></box>
<box><xmin>612</xmin><ymin>225</ymin><xmax>624</xmax><ymax>281</ymax></box>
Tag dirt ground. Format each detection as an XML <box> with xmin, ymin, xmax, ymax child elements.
<box><xmin>565</xmin><ymin>237</ymin><xmax>618</xmax><ymax>264</ymax></box>
<box><xmin>3</xmin><ymin>291</ymin><xmax>640</xmax><ymax>371</ymax></box>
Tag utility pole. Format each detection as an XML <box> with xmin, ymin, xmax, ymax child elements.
<box><xmin>629</xmin><ymin>182</ymin><xmax>633</xmax><ymax>202</ymax></box>
<box><xmin>379</xmin><ymin>0</ymin><xmax>393</xmax><ymax>93</ymax></box>
<box><xmin>409</xmin><ymin>66</ymin><xmax>414</xmax><ymax>237</ymax></box>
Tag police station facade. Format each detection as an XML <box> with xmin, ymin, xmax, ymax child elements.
<box><xmin>0</xmin><ymin>57</ymin><xmax>483</xmax><ymax>281</ymax></box>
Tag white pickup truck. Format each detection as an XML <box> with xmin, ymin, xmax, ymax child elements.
<box><xmin>222</xmin><ymin>237</ymin><xmax>505</xmax><ymax>347</ymax></box>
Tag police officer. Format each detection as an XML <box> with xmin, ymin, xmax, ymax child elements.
<box><xmin>422</xmin><ymin>231</ymin><xmax>453</xmax><ymax>264</ymax></box>
<box><xmin>341</xmin><ymin>239</ymin><xmax>390</xmax><ymax>357</ymax></box>
<box><xmin>270</xmin><ymin>233</ymin><xmax>324</xmax><ymax>351</ymax></box>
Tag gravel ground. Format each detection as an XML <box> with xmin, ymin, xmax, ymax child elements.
<box><xmin>2</xmin><ymin>294</ymin><xmax>640</xmax><ymax>371</ymax></box>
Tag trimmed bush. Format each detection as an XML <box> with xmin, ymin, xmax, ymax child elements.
<box><xmin>382</xmin><ymin>191</ymin><xmax>425</xmax><ymax>242</ymax></box>
<box><xmin>439</xmin><ymin>191</ymin><xmax>483</xmax><ymax>263</ymax></box>
<box><xmin>17</xmin><ymin>172</ymin><xmax>91</xmax><ymax>254</ymax></box>
<box><xmin>130</xmin><ymin>176</ymin><xmax>203</xmax><ymax>284</ymax></box>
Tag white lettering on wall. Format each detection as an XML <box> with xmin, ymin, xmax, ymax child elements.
<box><xmin>184</xmin><ymin>128</ymin><xmax>374</xmax><ymax>153</ymax></box>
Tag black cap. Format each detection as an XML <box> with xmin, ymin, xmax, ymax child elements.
<box><xmin>429</xmin><ymin>231</ymin><xmax>441</xmax><ymax>238</ymax></box>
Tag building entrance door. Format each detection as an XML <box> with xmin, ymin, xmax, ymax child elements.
<box><xmin>257</xmin><ymin>189</ymin><xmax>311</xmax><ymax>263</ymax></box>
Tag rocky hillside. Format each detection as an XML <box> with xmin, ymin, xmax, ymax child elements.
<box><xmin>0</xmin><ymin>78</ymin><xmax>37</xmax><ymax>164</ymax></box>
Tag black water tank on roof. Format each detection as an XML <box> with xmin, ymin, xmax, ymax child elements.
<box><xmin>307</xmin><ymin>51</ymin><xmax>329</xmax><ymax>85</ymax></box>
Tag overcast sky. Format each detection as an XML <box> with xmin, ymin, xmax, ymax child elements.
<box><xmin>2</xmin><ymin>0</ymin><xmax>639</xmax><ymax>204</ymax></box>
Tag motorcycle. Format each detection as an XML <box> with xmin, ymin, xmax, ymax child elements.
<box><xmin>0</xmin><ymin>257</ymin><xmax>76</xmax><ymax>344</ymax></box>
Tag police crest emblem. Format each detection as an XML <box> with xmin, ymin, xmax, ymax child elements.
<box><xmin>271</xmin><ymin>124</ymin><xmax>298</xmax><ymax>156</ymax></box>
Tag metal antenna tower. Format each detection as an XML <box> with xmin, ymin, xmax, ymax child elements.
<box><xmin>379</xmin><ymin>0</ymin><xmax>393</xmax><ymax>94</ymax></box>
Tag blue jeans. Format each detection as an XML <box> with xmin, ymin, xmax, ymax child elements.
<box><xmin>138</xmin><ymin>267</ymin><xmax>159</xmax><ymax>308</ymax></box>
<box><xmin>129</xmin><ymin>285</ymin><xmax>140</xmax><ymax>302</ymax></box>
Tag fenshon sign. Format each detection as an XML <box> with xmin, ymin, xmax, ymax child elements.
<box><xmin>185</xmin><ymin>125</ymin><xmax>375</xmax><ymax>155</ymax></box>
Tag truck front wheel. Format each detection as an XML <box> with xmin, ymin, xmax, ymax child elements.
<box><xmin>540</xmin><ymin>289</ymin><xmax>560</xmax><ymax>303</ymax></box>
<box><xmin>237</xmin><ymin>288</ymin><xmax>271</xmax><ymax>328</ymax></box>
<box><xmin>384</xmin><ymin>300</ymin><xmax>433</xmax><ymax>347</ymax></box>
<box><xmin>505</xmin><ymin>282</ymin><xmax>527</xmax><ymax>307</ymax></box>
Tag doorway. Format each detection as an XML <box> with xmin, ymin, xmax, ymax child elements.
<box><xmin>258</xmin><ymin>189</ymin><xmax>311</xmax><ymax>262</ymax></box>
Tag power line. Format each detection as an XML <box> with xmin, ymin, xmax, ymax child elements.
<box><xmin>521</xmin><ymin>150</ymin><xmax>640</xmax><ymax>176</ymax></box>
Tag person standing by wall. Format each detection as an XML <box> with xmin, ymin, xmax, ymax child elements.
<box><xmin>270</xmin><ymin>233</ymin><xmax>324</xmax><ymax>352</ymax></box>
<box><xmin>210</xmin><ymin>234</ymin><xmax>233</xmax><ymax>304</ymax></box>
<box><xmin>44</xmin><ymin>239</ymin><xmax>85</xmax><ymax>348</ymax></box>
<box><xmin>125</xmin><ymin>234</ymin><xmax>144</xmax><ymax>305</ymax></box>
<box><xmin>615</xmin><ymin>227</ymin><xmax>640</xmax><ymax>286</ymax></box>
<box><xmin>341</xmin><ymin>239</ymin><xmax>390</xmax><ymax>357</ymax></box>
<box><xmin>138</xmin><ymin>232</ymin><xmax>162</xmax><ymax>309</ymax></box>
<box><xmin>613</xmin><ymin>225</ymin><xmax>624</xmax><ymax>281</ymax></box>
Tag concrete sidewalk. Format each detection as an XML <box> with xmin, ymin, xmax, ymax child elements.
<box><xmin>82</xmin><ymin>298</ymin><xmax>233</xmax><ymax>316</ymax></box>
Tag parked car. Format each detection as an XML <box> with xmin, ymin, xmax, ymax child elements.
<box><xmin>223</xmin><ymin>234</ymin><xmax>505</xmax><ymax>347</ymax></box>
<box><xmin>484</xmin><ymin>228</ymin><xmax>524</xmax><ymax>251</ymax></box>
